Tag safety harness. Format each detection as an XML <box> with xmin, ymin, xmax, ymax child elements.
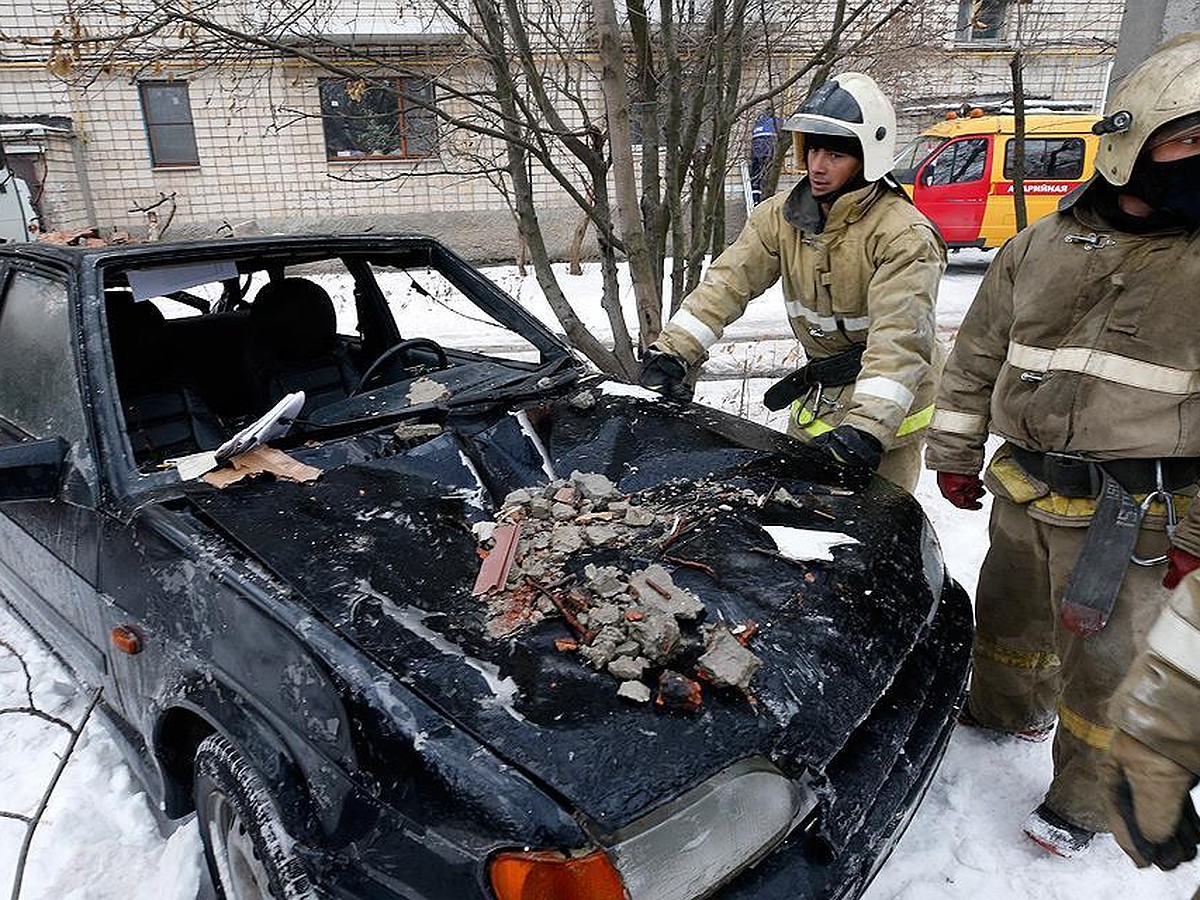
<box><xmin>1008</xmin><ymin>447</ymin><xmax>1199</xmax><ymax>636</ymax></box>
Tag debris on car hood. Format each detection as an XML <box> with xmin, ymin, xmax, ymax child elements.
<box><xmin>472</xmin><ymin>469</ymin><xmax>769</xmax><ymax>706</ymax></box>
<box><xmin>187</xmin><ymin>388</ymin><xmax>945</xmax><ymax>827</ymax></box>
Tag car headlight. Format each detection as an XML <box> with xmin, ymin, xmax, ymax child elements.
<box><xmin>607</xmin><ymin>757</ymin><xmax>817</xmax><ymax>900</ymax></box>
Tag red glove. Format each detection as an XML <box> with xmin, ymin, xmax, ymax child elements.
<box><xmin>1163</xmin><ymin>546</ymin><xmax>1200</xmax><ymax>590</ymax></box>
<box><xmin>937</xmin><ymin>472</ymin><xmax>985</xmax><ymax>510</ymax></box>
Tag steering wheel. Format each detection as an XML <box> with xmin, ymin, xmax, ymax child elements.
<box><xmin>353</xmin><ymin>338</ymin><xmax>450</xmax><ymax>395</ymax></box>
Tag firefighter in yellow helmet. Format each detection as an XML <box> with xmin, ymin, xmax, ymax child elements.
<box><xmin>926</xmin><ymin>32</ymin><xmax>1200</xmax><ymax>856</ymax></box>
<box><xmin>638</xmin><ymin>72</ymin><xmax>946</xmax><ymax>491</ymax></box>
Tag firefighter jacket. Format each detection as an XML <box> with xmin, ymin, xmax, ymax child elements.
<box><xmin>653</xmin><ymin>178</ymin><xmax>946</xmax><ymax>449</ymax></box>
<box><xmin>1111</xmin><ymin>571</ymin><xmax>1200</xmax><ymax>776</ymax></box>
<box><xmin>925</xmin><ymin>185</ymin><xmax>1200</xmax><ymax>554</ymax></box>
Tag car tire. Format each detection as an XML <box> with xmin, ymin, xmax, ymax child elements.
<box><xmin>194</xmin><ymin>733</ymin><xmax>316</xmax><ymax>900</ymax></box>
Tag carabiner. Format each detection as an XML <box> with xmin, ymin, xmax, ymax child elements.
<box><xmin>792</xmin><ymin>382</ymin><xmax>823</xmax><ymax>428</ymax></box>
<box><xmin>1131</xmin><ymin>460</ymin><xmax>1177</xmax><ymax>566</ymax></box>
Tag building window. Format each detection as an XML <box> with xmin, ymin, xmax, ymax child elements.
<box><xmin>958</xmin><ymin>0</ymin><xmax>1007</xmax><ymax>42</ymax></box>
<box><xmin>1003</xmin><ymin>138</ymin><xmax>1086</xmax><ymax>180</ymax></box>
<box><xmin>138</xmin><ymin>81</ymin><xmax>200</xmax><ymax>167</ymax></box>
<box><xmin>319</xmin><ymin>78</ymin><xmax>437</xmax><ymax>161</ymax></box>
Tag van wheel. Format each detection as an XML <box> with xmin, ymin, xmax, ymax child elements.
<box><xmin>194</xmin><ymin>733</ymin><xmax>315</xmax><ymax>900</ymax></box>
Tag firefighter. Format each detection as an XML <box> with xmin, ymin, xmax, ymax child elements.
<box><xmin>638</xmin><ymin>72</ymin><xmax>946</xmax><ymax>491</ymax></box>
<box><xmin>926</xmin><ymin>32</ymin><xmax>1200</xmax><ymax>856</ymax></box>
<box><xmin>1102</xmin><ymin>570</ymin><xmax>1200</xmax><ymax>877</ymax></box>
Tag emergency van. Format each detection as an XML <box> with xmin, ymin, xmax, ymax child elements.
<box><xmin>893</xmin><ymin>112</ymin><xmax>1101</xmax><ymax>249</ymax></box>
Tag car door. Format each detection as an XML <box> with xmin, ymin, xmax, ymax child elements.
<box><xmin>0</xmin><ymin>261</ymin><xmax>113</xmax><ymax>697</ymax></box>
<box><xmin>911</xmin><ymin>136</ymin><xmax>992</xmax><ymax>246</ymax></box>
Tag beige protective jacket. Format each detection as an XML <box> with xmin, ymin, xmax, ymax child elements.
<box><xmin>925</xmin><ymin>188</ymin><xmax>1200</xmax><ymax>554</ymax></box>
<box><xmin>1111</xmin><ymin>572</ymin><xmax>1200</xmax><ymax>776</ymax></box>
<box><xmin>654</xmin><ymin>179</ymin><xmax>946</xmax><ymax>449</ymax></box>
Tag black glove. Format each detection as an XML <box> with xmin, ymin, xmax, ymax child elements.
<box><xmin>638</xmin><ymin>349</ymin><xmax>693</xmax><ymax>402</ymax></box>
<box><xmin>808</xmin><ymin>425</ymin><xmax>883</xmax><ymax>474</ymax></box>
<box><xmin>1105</xmin><ymin>731</ymin><xmax>1200</xmax><ymax>871</ymax></box>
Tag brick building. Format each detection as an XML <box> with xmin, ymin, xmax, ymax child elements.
<box><xmin>0</xmin><ymin>0</ymin><xmax>1125</xmax><ymax>258</ymax></box>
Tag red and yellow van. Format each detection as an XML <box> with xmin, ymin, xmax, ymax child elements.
<box><xmin>893</xmin><ymin>112</ymin><xmax>1101</xmax><ymax>249</ymax></box>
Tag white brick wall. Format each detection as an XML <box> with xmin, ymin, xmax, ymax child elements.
<box><xmin>0</xmin><ymin>0</ymin><xmax>1131</xmax><ymax>237</ymax></box>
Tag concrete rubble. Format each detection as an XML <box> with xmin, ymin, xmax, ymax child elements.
<box><xmin>473</xmin><ymin>470</ymin><xmax>773</xmax><ymax>709</ymax></box>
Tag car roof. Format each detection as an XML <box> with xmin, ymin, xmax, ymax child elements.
<box><xmin>0</xmin><ymin>233</ymin><xmax>451</xmax><ymax>270</ymax></box>
<box><xmin>922</xmin><ymin>113</ymin><xmax>1101</xmax><ymax>138</ymax></box>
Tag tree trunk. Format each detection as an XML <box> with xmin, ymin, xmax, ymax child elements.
<box><xmin>592</xmin><ymin>0</ymin><xmax>662</xmax><ymax>347</ymax></box>
<box><xmin>1010</xmin><ymin>50</ymin><xmax>1028</xmax><ymax>233</ymax></box>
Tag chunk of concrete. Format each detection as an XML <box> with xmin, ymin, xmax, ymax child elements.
<box><xmin>629</xmin><ymin>613</ymin><xmax>681</xmax><ymax>663</ymax></box>
<box><xmin>624</xmin><ymin>506</ymin><xmax>656</xmax><ymax>527</ymax></box>
<box><xmin>579</xmin><ymin>625</ymin><xmax>624</xmax><ymax>669</ymax></box>
<box><xmin>583</xmin><ymin>564</ymin><xmax>626</xmax><ymax>598</ymax></box>
<box><xmin>571</xmin><ymin>470</ymin><xmax>620</xmax><ymax>501</ymax></box>
<box><xmin>696</xmin><ymin>625</ymin><xmax>762</xmax><ymax>691</ymax></box>
<box><xmin>608</xmin><ymin>655</ymin><xmax>648</xmax><ymax>681</ymax></box>
<box><xmin>584</xmin><ymin>524</ymin><xmax>621</xmax><ymax>546</ymax></box>
<box><xmin>617</xmin><ymin>680</ymin><xmax>652</xmax><ymax>703</ymax></box>
<box><xmin>551</xmin><ymin>525</ymin><xmax>583</xmax><ymax>554</ymax></box>
<box><xmin>629</xmin><ymin>564</ymin><xmax>705</xmax><ymax>620</ymax></box>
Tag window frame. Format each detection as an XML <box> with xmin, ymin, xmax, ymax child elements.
<box><xmin>957</xmin><ymin>0</ymin><xmax>1008</xmax><ymax>43</ymax></box>
<box><xmin>138</xmin><ymin>80</ymin><xmax>201</xmax><ymax>169</ymax></box>
<box><xmin>1002</xmin><ymin>137</ymin><xmax>1086</xmax><ymax>180</ymax></box>
<box><xmin>319</xmin><ymin>76</ymin><xmax>438</xmax><ymax>162</ymax></box>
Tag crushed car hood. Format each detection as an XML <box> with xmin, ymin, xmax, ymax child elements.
<box><xmin>188</xmin><ymin>385</ymin><xmax>940</xmax><ymax>830</ymax></box>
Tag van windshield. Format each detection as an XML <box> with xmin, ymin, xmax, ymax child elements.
<box><xmin>893</xmin><ymin>135</ymin><xmax>947</xmax><ymax>183</ymax></box>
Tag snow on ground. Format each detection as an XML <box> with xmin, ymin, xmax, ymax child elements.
<box><xmin>1</xmin><ymin>250</ymin><xmax>1197</xmax><ymax>898</ymax></box>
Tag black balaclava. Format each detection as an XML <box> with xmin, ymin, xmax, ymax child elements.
<box><xmin>805</xmin><ymin>133</ymin><xmax>869</xmax><ymax>204</ymax></box>
<box><xmin>1126</xmin><ymin>152</ymin><xmax>1200</xmax><ymax>227</ymax></box>
<box><xmin>1121</xmin><ymin>114</ymin><xmax>1200</xmax><ymax>228</ymax></box>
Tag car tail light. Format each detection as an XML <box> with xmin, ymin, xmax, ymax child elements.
<box><xmin>489</xmin><ymin>848</ymin><xmax>625</xmax><ymax>900</ymax></box>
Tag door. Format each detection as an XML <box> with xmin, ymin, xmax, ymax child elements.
<box><xmin>0</xmin><ymin>264</ymin><xmax>111</xmax><ymax>695</ymax></box>
<box><xmin>912</xmin><ymin>136</ymin><xmax>992</xmax><ymax>246</ymax></box>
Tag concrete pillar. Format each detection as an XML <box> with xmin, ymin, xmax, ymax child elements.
<box><xmin>1111</xmin><ymin>0</ymin><xmax>1200</xmax><ymax>86</ymax></box>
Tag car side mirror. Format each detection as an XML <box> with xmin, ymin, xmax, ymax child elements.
<box><xmin>0</xmin><ymin>436</ymin><xmax>69</xmax><ymax>501</ymax></box>
<box><xmin>920</xmin><ymin>167</ymin><xmax>935</xmax><ymax>187</ymax></box>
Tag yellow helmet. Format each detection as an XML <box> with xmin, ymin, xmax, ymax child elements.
<box><xmin>783</xmin><ymin>72</ymin><xmax>897</xmax><ymax>181</ymax></box>
<box><xmin>1095</xmin><ymin>32</ymin><xmax>1200</xmax><ymax>186</ymax></box>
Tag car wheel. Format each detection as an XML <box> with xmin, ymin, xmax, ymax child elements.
<box><xmin>194</xmin><ymin>733</ymin><xmax>315</xmax><ymax>900</ymax></box>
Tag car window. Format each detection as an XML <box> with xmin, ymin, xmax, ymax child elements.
<box><xmin>370</xmin><ymin>263</ymin><xmax>540</xmax><ymax>361</ymax></box>
<box><xmin>925</xmin><ymin>137</ymin><xmax>988</xmax><ymax>186</ymax></box>
<box><xmin>0</xmin><ymin>269</ymin><xmax>87</xmax><ymax>446</ymax></box>
<box><xmin>1003</xmin><ymin>137</ymin><xmax>1085</xmax><ymax>180</ymax></box>
<box><xmin>893</xmin><ymin>135</ymin><xmax>947</xmax><ymax>182</ymax></box>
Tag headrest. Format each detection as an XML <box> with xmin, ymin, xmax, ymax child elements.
<box><xmin>105</xmin><ymin>292</ymin><xmax>167</xmax><ymax>385</ymax></box>
<box><xmin>251</xmin><ymin>278</ymin><xmax>337</xmax><ymax>361</ymax></box>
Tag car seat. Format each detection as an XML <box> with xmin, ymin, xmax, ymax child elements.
<box><xmin>105</xmin><ymin>291</ymin><xmax>226</xmax><ymax>467</ymax></box>
<box><xmin>249</xmin><ymin>278</ymin><xmax>358</xmax><ymax>413</ymax></box>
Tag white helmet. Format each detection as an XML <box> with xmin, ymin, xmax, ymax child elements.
<box><xmin>783</xmin><ymin>72</ymin><xmax>897</xmax><ymax>181</ymax></box>
<box><xmin>1095</xmin><ymin>32</ymin><xmax>1200</xmax><ymax>187</ymax></box>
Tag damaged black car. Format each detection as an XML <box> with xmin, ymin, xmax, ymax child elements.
<box><xmin>0</xmin><ymin>235</ymin><xmax>971</xmax><ymax>900</ymax></box>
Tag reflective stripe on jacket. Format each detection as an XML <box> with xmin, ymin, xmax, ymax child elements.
<box><xmin>655</xmin><ymin>178</ymin><xmax>946</xmax><ymax>450</ymax></box>
<box><xmin>925</xmin><ymin>186</ymin><xmax>1200</xmax><ymax>553</ymax></box>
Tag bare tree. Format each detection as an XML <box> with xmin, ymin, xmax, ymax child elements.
<box><xmin>11</xmin><ymin>0</ymin><xmax>925</xmax><ymax>372</ymax></box>
<box><xmin>0</xmin><ymin>638</ymin><xmax>101</xmax><ymax>900</ymax></box>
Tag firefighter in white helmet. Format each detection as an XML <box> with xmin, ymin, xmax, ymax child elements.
<box><xmin>639</xmin><ymin>72</ymin><xmax>946</xmax><ymax>491</ymax></box>
<box><xmin>927</xmin><ymin>32</ymin><xmax>1200</xmax><ymax>857</ymax></box>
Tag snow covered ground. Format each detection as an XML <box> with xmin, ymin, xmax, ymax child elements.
<box><xmin>1</xmin><ymin>250</ymin><xmax>1197</xmax><ymax>898</ymax></box>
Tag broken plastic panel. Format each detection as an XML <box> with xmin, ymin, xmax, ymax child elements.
<box><xmin>607</xmin><ymin>757</ymin><xmax>816</xmax><ymax>900</ymax></box>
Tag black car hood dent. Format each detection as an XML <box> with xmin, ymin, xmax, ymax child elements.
<box><xmin>189</xmin><ymin>387</ymin><xmax>937</xmax><ymax>829</ymax></box>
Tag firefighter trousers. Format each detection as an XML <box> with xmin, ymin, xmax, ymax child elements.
<box><xmin>969</xmin><ymin>494</ymin><xmax>1171</xmax><ymax>832</ymax></box>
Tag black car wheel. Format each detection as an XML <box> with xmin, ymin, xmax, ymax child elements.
<box><xmin>194</xmin><ymin>733</ymin><xmax>315</xmax><ymax>900</ymax></box>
